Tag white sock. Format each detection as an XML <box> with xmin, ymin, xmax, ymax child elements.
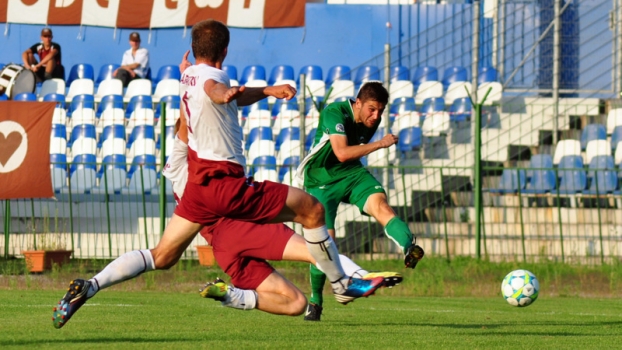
<box><xmin>221</xmin><ymin>287</ymin><xmax>257</xmax><ymax>310</ymax></box>
<box><xmin>315</xmin><ymin>255</ymin><xmax>369</xmax><ymax>278</ymax></box>
<box><xmin>303</xmin><ymin>225</ymin><xmax>349</xmax><ymax>294</ymax></box>
<box><xmin>87</xmin><ymin>249</ymin><xmax>155</xmax><ymax>298</ymax></box>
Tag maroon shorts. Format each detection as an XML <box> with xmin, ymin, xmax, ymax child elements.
<box><xmin>175</xmin><ymin>175</ymin><xmax>289</xmax><ymax>227</ymax></box>
<box><xmin>201</xmin><ymin>219</ymin><xmax>295</xmax><ymax>290</ymax></box>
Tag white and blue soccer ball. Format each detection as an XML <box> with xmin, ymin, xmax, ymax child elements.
<box><xmin>501</xmin><ymin>269</ymin><xmax>539</xmax><ymax>307</ymax></box>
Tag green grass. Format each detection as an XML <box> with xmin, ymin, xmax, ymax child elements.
<box><xmin>2</xmin><ymin>291</ymin><xmax>622</xmax><ymax>349</ymax></box>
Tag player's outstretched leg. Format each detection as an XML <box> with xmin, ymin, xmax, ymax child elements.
<box><xmin>52</xmin><ymin>279</ymin><xmax>91</xmax><ymax>329</ymax></box>
<box><xmin>333</xmin><ymin>276</ymin><xmax>385</xmax><ymax>305</ymax></box>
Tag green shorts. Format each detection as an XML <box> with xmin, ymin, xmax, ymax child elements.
<box><xmin>307</xmin><ymin>168</ymin><xmax>385</xmax><ymax>230</ymax></box>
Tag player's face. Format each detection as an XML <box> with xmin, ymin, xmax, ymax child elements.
<box><xmin>130</xmin><ymin>40</ymin><xmax>140</xmax><ymax>49</ymax></box>
<box><xmin>41</xmin><ymin>33</ymin><xmax>52</xmax><ymax>44</ymax></box>
<box><xmin>356</xmin><ymin>99</ymin><xmax>385</xmax><ymax>128</ymax></box>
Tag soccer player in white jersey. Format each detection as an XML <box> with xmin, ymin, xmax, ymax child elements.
<box><xmin>52</xmin><ymin>19</ymin><xmax>384</xmax><ymax>328</ymax></box>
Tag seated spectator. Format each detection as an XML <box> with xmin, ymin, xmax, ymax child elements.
<box><xmin>113</xmin><ymin>32</ymin><xmax>149</xmax><ymax>87</ymax></box>
<box><xmin>22</xmin><ymin>28</ymin><xmax>63</xmax><ymax>82</ymax></box>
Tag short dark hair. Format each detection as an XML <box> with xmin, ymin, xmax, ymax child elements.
<box><xmin>191</xmin><ymin>20</ymin><xmax>230</xmax><ymax>62</ymax></box>
<box><xmin>356</xmin><ymin>81</ymin><xmax>389</xmax><ymax>105</ymax></box>
<box><xmin>41</xmin><ymin>28</ymin><xmax>52</xmax><ymax>36</ymax></box>
<box><xmin>129</xmin><ymin>32</ymin><xmax>141</xmax><ymax>42</ymax></box>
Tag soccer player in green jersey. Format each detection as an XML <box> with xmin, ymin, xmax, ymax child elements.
<box><xmin>297</xmin><ymin>81</ymin><xmax>425</xmax><ymax>321</ymax></box>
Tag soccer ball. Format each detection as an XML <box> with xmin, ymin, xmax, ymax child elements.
<box><xmin>501</xmin><ymin>269</ymin><xmax>539</xmax><ymax>307</ymax></box>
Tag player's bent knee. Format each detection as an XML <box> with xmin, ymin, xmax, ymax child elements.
<box><xmin>150</xmin><ymin>248</ymin><xmax>181</xmax><ymax>270</ymax></box>
<box><xmin>305</xmin><ymin>200</ymin><xmax>326</xmax><ymax>228</ymax></box>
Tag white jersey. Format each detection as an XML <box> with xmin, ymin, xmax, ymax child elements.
<box><xmin>161</xmin><ymin>136</ymin><xmax>188</xmax><ymax>199</ymax></box>
<box><xmin>180</xmin><ymin>64</ymin><xmax>245</xmax><ymax>171</ymax></box>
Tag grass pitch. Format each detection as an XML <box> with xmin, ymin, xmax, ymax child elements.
<box><xmin>2</xmin><ymin>290</ymin><xmax>622</xmax><ymax>349</ymax></box>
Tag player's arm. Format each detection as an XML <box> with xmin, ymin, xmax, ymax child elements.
<box><xmin>330</xmin><ymin>133</ymin><xmax>397</xmax><ymax>163</ymax></box>
<box><xmin>37</xmin><ymin>47</ymin><xmax>59</xmax><ymax>66</ymax></box>
<box><xmin>176</xmin><ymin>104</ymin><xmax>189</xmax><ymax>144</ymax></box>
<box><xmin>21</xmin><ymin>48</ymin><xmax>33</xmax><ymax>67</ymax></box>
<box><xmin>235</xmin><ymin>84</ymin><xmax>296</xmax><ymax>106</ymax></box>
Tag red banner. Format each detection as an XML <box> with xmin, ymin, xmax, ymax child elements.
<box><xmin>1</xmin><ymin>0</ymin><xmax>305</xmax><ymax>29</ymax></box>
<box><xmin>0</xmin><ymin>102</ymin><xmax>54</xmax><ymax>200</ymax></box>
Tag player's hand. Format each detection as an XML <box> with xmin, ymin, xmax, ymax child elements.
<box><xmin>179</xmin><ymin>50</ymin><xmax>191</xmax><ymax>73</ymax></box>
<box><xmin>224</xmin><ymin>85</ymin><xmax>245</xmax><ymax>103</ymax></box>
<box><xmin>267</xmin><ymin>85</ymin><xmax>297</xmax><ymax>100</ymax></box>
<box><xmin>378</xmin><ymin>134</ymin><xmax>398</xmax><ymax>148</ymax></box>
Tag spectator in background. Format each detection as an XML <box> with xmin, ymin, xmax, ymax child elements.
<box><xmin>113</xmin><ymin>32</ymin><xmax>149</xmax><ymax>87</ymax></box>
<box><xmin>22</xmin><ymin>28</ymin><xmax>64</xmax><ymax>82</ymax></box>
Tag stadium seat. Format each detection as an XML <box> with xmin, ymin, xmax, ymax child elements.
<box><xmin>69</xmin><ymin>124</ymin><xmax>97</xmax><ymax>149</ymax></box>
<box><xmin>449</xmin><ymin>97</ymin><xmax>471</xmax><ymax>122</ymax></box>
<box><xmin>43</xmin><ymin>93</ymin><xmax>66</xmax><ymax>108</ymax></box>
<box><xmin>304</xmin><ymin>96</ymin><xmax>323</xmax><ymax>120</ymax></box>
<box><xmin>94</xmin><ymin>79</ymin><xmax>123</xmax><ymax>103</ymax></box>
<box><xmin>98</xmin><ymin>124</ymin><xmax>126</xmax><ymax>148</ymax></box>
<box><xmin>247</xmin><ymin>139</ymin><xmax>276</xmax><ymax>164</ymax></box>
<box><xmin>152</xmin><ymin>79</ymin><xmax>180</xmax><ymax>103</ymax></box>
<box><xmin>52</xmin><ymin>107</ymin><xmax>67</xmax><ymax>127</ymax></box>
<box><xmin>156</xmin><ymin>126</ymin><xmax>175</xmax><ymax>157</ymax></box>
<box><xmin>95</xmin><ymin>154</ymin><xmax>127</xmax><ymax>194</ymax></box>
<box><xmin>125</xmin><ymin>154</ymin><xmax>157</xmax><ymax>194</ymax></box>
<box><xmin>243</xmin><ymin>100</ymin><xmax>271</xmax><ymax>134</ymax></box>
<box><xmin>354</xmin><ymin>65</ymin><xmax>380</xmax><ymax>86</ymax></box>
<box><xmin>70</xmin><ymin>107</ymin><xmax>96</xmax><ymax>129</ymax></box>
<box><xmin>490</xmin><ymin>169</ymin><xmax>526</xmax><ymax>194</ymax></box>
<box><xmin>391</xmin><ymin>97</ymin><xmax>418</xmax><ymax>128</ymax></box>
<box><xmin>275</xmin><ymin>127</ymin><xmax>301</xmax><ymax>151</ymax></box>
<box><xmin>223</xmin><ymin>65</ymin><xmax>238</xmax><ymax>81</ymax></box>
<box><xmin>13</xmin><ymin>92</ymin><xmax>37</xmax><ymax>101</ymax></box>
<box><xmin>585</xmin><ymin>139</ymin><xmax>611</xmax><ymax>165</ymax></box>
<box><xmin>412</xmin><ymin>66</ymin><xmax>439</xmax><ymax>90</ymax></box>
<box><xmin>0</xmin><ymin>94</ymin><xmax>7</xmax><ymax>101</ymax></box>
<box><xmin>67</xmin><ymin>63</ymin><xmax>95</xmax><ymax>86</ymax></box>
<box><xmin>397</xmin><ymin>127</ymin><xmax>423</xmax><ymax>152</ymax></box>
<box><xmin>580</xmin><ymin>123</ymin><xmax>606</xmax><ymax>151</ymax></box>
<box><xmin>272</xmin><ymin>99</ymin><xmax>300</xmax><ymax>134</ymax></box>
<box><xmin>127</xmin><ymin>125</ymin><xmax>156</xmax><ymax>159</ymax></box>
<box><xmin>50</xmin><ymin>153</ymin><xmax>67</xmax><ymax>193</ymax></box>
<box><xmin>127</xmin><ymin>108</ymin><xmax>156</xmax><ymax>135</ymax></box>
<box><xmin>278</xmin><ymin>155</ymin><xmax>300</xmax><ymax>183</ymax></box>
<box><xmin>124</xmin><ymin>79</ymin><xmax>152</xmax><ymax>103</ymax></box>
<box><xmin>523</xmin><ymin>154</ymin><xmax>556</xmax><ymax>194</ymax></box>
<box><xmin>66</xmin><ymin>79</ymin><xmax>95</xmax><ymax>103</ymax></box>
<box><xmin>97</xmin><ymin>102</ymin><xmax>124</xmax><ymax>129</ymax></box>
<box><xmin>49</xmin><ymin>135</ymin><xmax>67</xmax><ymax>156</ymax></box>
<box><xmin>441</xmin><ymin>66</ymin><xmax>468</xmax><ymax>90</ymax></box>
<box><xmin>325</xmin><ymin>65</ymin><xmax>351</xmax><ymax>86</ymax></box>
<box><xmin>553</xmin><ymin>139</ymin><xmax>581</xmax><ymax>165</ymax></box>
<box><xmin>69</xmin><ymin>153</ymin><xmax>97</xmax><ymax>193</ymax></box>
<box><xmin>584</xmin><ymin>155</ymin><xmax>618</xmax><ymax>194</ymax></box>
<box><xmin>391</xmin><ymin>66</ymin><xmax>410</xmax><ymax>82</ymax></box>
<box><xmin>420</xmin><ymin>97</ymin><xmax>445</xmax><ymax>116</ymax></box>
<box><xmin>240</xmin><ymin>65</ymin><xmax>267</xmax><ymax>85</ymax></box>
<box><xmin>445</xmin><ymin>81</ymin><xmax>472</xmax><ymax>105</ymax></box>
<box><xmin>298</xmin><ymin>65</ymin><xmax>323</xmax><ymax>82</ymax></box>
<box><xmin>251</xmin><ymin>155</ymin><xmax>278</xmax><ymax>182</ymax></box>
<box><xmin>367</xmin><ymin>128</ymin><xmax>396</xmax><ymax>166</ymax></box>
<box><xmin>557</xmin><ymin>155</ymin><xmax>586</xmax><ymax>194</ymax></box>
<box><xmin>246</xmin><ymin>126</ymin><xmax>273</xmax><ymax>151</ymax></box>
<box><xmin>51</xmin><ymin>123</ymin><xmax>67</xmax><ymax>140</ymax></box>
<box><xmin>305</xmin><ymin>128</ymin><xmax>317</xmax><ymax>151</ymax></box>
<box><xmin>96</xmin><ymin>64</ymin><xmax>120</xmax><ymax>85</ymax></box>
<box><xmin>154</xmin><ymin>65</ymin><xmax>181</xmax><ymax>84</ymax></box>
<box><xmin>477</xmin><ymin>82</ymin><xmax>503</xmax><ymax>105</ymax></box>
<box><xmin>126</xmin><ymin>95</ymin><xmax>153</xmax><ymax>118</ymax></box>
<box><xmin>421</xmin><ymin>111</ymin><xmax>451</xmax><ymax>137</ymax></box>
<box><xmin>326</xmin><ymin>80</ymin><xmax>355</xmax><ymax>103</ymax></box>
<box><xmin>302</xmin><ymin>79</ymin><xmax>326</xmax><ymax>99</ymax></box>
<box><xmin>389</xmin><ymin>80</ymin><xmax>414</xmax><ymax>101</ymax></box>
<box><xmin>268</xmin><ymin>65</ymin><xmax>295</xmax><ymax>85</ymax></box>
<box><xmin>101</xmin><ymin>135</ymin><xmax>127</xmax><ymax>157</ymax></box>
<box><xmin>478</xmin><ymin>66</ymin><xmax>498</xmax><ymax>84</ymax></box>
<box><xmin>606</xmin><ymin>108</ymin><xmax>622</xmax><ymax>134</ymax></box>
<box><xmin>38</xmin><ymin>78</ymin><xmax>66</xmax><ymax>99</ymax></box>
<box><xmin>155</xmin><ymin>95</ymin><xmax>181</xmax><ymax>128</ymax></box>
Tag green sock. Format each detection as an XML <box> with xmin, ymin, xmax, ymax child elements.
<box><xmin>309</xmin><ymin>264</ymin><xmax>326</xmax><ymax>306</ymax></box>
<box><xmin>384</xmin><ymin>217</ymin><xmax>414</xmax><ymax>254</ymax></box>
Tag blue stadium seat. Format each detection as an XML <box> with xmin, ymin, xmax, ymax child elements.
<box><xmin>449</xmin><ymin>97</ymin><xmax>472</xmax><ymax>122</ymax></box>
<box><xmin>154</xmin><ymin>65</ymin><xmax>181</xmax><ymax>84</ymax></box>
<box><xmin>96</xmin><ymin>94</ymin><xmax>123</xmax><ymax>117</ymax></box>
<box><xmin>0</xmin><ymin>94</ymin><xmax>7</xmax><ymax>101</ymax></box>
<box><xmin>242</xmin><ymin>99</ymin><xmax>270</xmax><ymax>118</ymax></box>
<box><xmin>580</xmin><ymin>124</ymin><xmax>606</xmax><ymax>150</ymax></box>
<box><xmin>69</xmin><ymin>94</ymin><xmax>95</xmax><ymax>116</ymax></box>
<box><xmin>478</xmin><ymin>66</ymin><xmax>498</xmax><ymax>84</ymax></box>
<box><xmin>305</xmin><ymin>128</ymin><xmax>317</xmax><ymax>151</ymax></box>
<box><xmin>298</xmin><ymin>65</ymin><xmax>323</xmax><ymax>82</ymax></box>
<box><xmin>397</xmin><ymin>127</ymin><xmax>422</xmax><ymax>152</ymax></box>
<box><xmin>126</xmin><ymin>154</ymin><xmax>157</xmax><ymax>194</ymax></box>
<box><xmin>69</xmin><ymin>153</ymin><xmax>97</xmax><ymax>193</ymax></box>
<box><xmin>43</xmin><ymin>93</ymin><xmax>66</xmax><ymax>108</ymax></box>
<box><xmin>13</xmin><ymin>92</ymin><xmax>37</xmax><ymax>101</ymax></box>
<box><xmin>223</xmin><ymin>65</ymin><xmax>238</xmax><ymax>81</ymax></box>
<box><xmin>252</xmin><ymin>155</ymin><xmax>277</xmax><ymax>172</ymax></box>
<box><xmin>276</xmin><ymin>127</ymin><xmax>301</xmax><ymax>151</ymax></box>
<box><xmin>420</xmin><ymin>97</ymin><xmax>445</xmax><ymax>116</ymax></box>
<box><xmin>584</xmin><ymin>155</ymin><xmax>618</xmax><ymax>194</ymax></box>
<box><xmin>246</xmin><ymin>126</ymin><xmax>273</xmax><ymax>150</ymax></box>
<box><xmin>154</xmin><ymin>95</ymin><xmax>181</xmax><ymax>119</ymax></box>
<box><xmin>354</xmin><ymin>65</ymin><xmax>380</xmax><ymax>86</ymax></box>
<box><xmin>50</xmin><ymin>153</ymin><xmax>67</xmax><ymax>193</ymax></box>
<box><xmin>412</xmin><ymin>66</ymin><xmax>438</xmax><ymax>90</ymax></box>
<box><xmin>67</xmin><ymin>63</ymin><xmax>95</xmax><ymax>86</ymax></box>
<box><xmin>391</xmin><ymin>66</ymin><xmax>410</xmax><ymax>82</ymax></box>
<box><xmin>99</xmin><ymin>124</ymin><xmax>126</xmax><ymax>148</ymax></box>
<box><xmin>523</xmin><ymin>154</ymin><xmax>556</xmax><ymax>194</ymax></box>
<box><xmin>490</xmin><ymin>169</ymin><xmax>527</xmax><ymax>194</ymax></box>
<box><xmin>442</xmin><ymin>66</ymin><xmax>468</xmax><ymax>90</ymax></box>
<box><xmin>96</xmin><ymin>154</ymin><xmax>127</xmax><ymax>194</ymax></box>
<box><xmin>127</xmin><ymin>125</ymin><xmax>156</xmax><ymax>149</ymax></box>
<box><xmin>143</xmin><ymin>67</ymin><xmax>152</xmax><ymax>81</ymax></box>
<box><xmin>272</xmin><ymin>99</ymin><xmax>299</xmax><ymax>118</ymax></box>
<box><xmin>325</xmin><ymin>65</ymin><xmax>351</xmax><ymax>86</ymax></box>
<box><xmin>126</xmin><ymin>95</ymin><xmax>153</xmax><ymax>118</ymax></box>
<box><xmin>390</xmin><ymin>97</ymin><xmax>416</xmax><ymax>121</ymax></box>
<box><xmin>268</xmin><ymin>65</ymin><xmax>295</xmax><ymax>85</ymax></box>
<box><xmin>557</xmin><ymin>155</ymin><xmax>586</xmax><ymax>194</ymax></box>
<box><xmin>51</xmin><ymin>124</ymin><xmax>67</xmax><ymax>140</ymax></box>
<box><xmin>69</xmin><ymin>124</ymin><xmax>96</xmax><ymax>147</ymax></box>
<box><xmin>610</xmin><ymin>125</ymin><xmax>622</xmax><ymax>151</ymax></box>
<box><xmin>96</xmin><ymin>64</ymin><xmax>120</xmax><ymax>85</ymax></box>
<box><xmin>240</xmin><ymin>65</ymin><xmax>266</xmax><ymax>85</ymax></box>
<box><xmin>156</xmin><ymin>126</ymin><xmax>175</xmax><ymax>151</ymax></box>
<box><xmin>278</xmin><ymin>156</ymin><xmax>300</xmax><ymax>183</ymax></box>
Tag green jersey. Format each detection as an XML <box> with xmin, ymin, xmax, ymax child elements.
<box><xmin>297</xmin><ymin>100</ymin><xmax>380</xmax><ymax>188</ymax></box>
